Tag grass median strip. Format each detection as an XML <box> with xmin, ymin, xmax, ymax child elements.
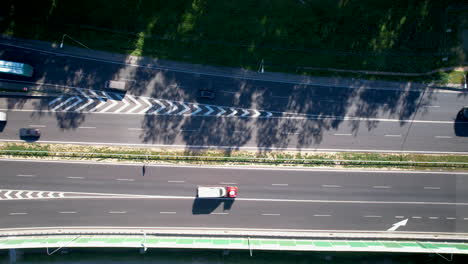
<box><xmin>0</xmin><ymin>142</ymin><xmax>467</xmax><ymax>170</ymax></box>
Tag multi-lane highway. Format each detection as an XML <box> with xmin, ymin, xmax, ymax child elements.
<box><xmin>1</xmin><ymin>159</ymin><xmax>468</xmax><ymax>233</ymax></box>
<box><xmin>1</xmin><ymin>43</ymin><xmax>468</xmax><ymax>153</ymax></box>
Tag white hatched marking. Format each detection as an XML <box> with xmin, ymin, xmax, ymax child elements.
<box><xmin>37</xmin><ymin>191</ymin><xmax>44</xmax><ymax>198</ymax></box>
<box><xmin>127</xmin><ymin>95</ymin><xmax>142</xmax><ymax>113</ymax></box>
<box><xmin>265</xmin><ymin>112</ymin><xmax>273</xmax><ymax>118</ymax></box>
<box><xmin>48</xmin><ymin>96</ymin><xmax>63</xmax><ymax>106</ymax></box>
<box><xmin>114</xmin><ymin>97</ymin><xmax>130</xmax><ymax>113</ymax></box>
<box><xmin>26</xmin><ymin>191</ymin><xmax>34</xmax><ymax>198</ymax></box>
<box><xmin>190</xmin><ymin>104</ymin><xmax>202</xmax><ymax>115</ymax></box>
<box><xmin>204</xmin><ymin>105</ymin><xmax>214</xmax><ymax>116</ymax></box>
<box><xmin>63</xmin><ymin>97</ymin><xmax>83</xmax><ymax>111</ymax></box>
<box><xmin>228</xmin><ymin>108</ymin><xmax>238</xmax><ymax>117</ymax></box>
<box><xmin>75</xmin><ymin>89</ymin><xmax>95</xmax><ymax>111</ymax></box>
<box><xmin>47</xmin><ymin>192</ymin><xmax>55</xmax><ymax>198</ymax></box>
<box><xmin>59</xmin><ymin>193</ymin><xmax>65</xmax><ymax>198</ymax></box>
<box><xmin>14</xmin><ymin>191</ymin><xmax>22</xmax><ymax>199</ymax></box>
<box><xmin>216</xmin><ymin>106</ymin><xmax>226</xmax><ymax>116</ymax></box>
<box><xmin>4</xmin><ymin>190</ymin><xmax>13</xmax><ymax>199</ymax></box>
<box><xmin>88</xmin><ymin>94</ymin><xmax>108</xmax><ymax>112</ymax></box>
<box><xmin>139</xmin><ymin>97</ymin><xmax>153</xmax><ymax>114</ymax></box>
<box><xmin>99</xmin><ymin>97</ymin><xmax>119</xmax><ymax>113</ymax></box>
<box><xmin>52</xmin><ymin>96</ymin><xmax>75</xmax><ymax>111</ymax></box>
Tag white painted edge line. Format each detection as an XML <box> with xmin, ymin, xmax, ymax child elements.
<box><xmin>1</xmin><ymin>139</ymin><xmax>468</xmax><ymax>155</ymax></box>
<box><xmin>4</xmin><ymin>159</ymin><xmax>468</xmax><ymax>175</ymax></box>
<box><xmin>16</xmin><ymin>174</ymin><xmax>35</xmax><ymax>177</ymax></box>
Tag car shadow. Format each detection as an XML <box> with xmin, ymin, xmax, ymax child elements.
<box><xmin>19</xmin><ymin>136</ymin><xmax>40</xmax><ymax>142</ymax></box>
<box><xmin>191</xmin><ymin>198</ymin><xmax>235</xmax><ymax>214</ymax></box>
<box><xmin>0</xmin><ymin>122</ymin><xmax>5</xmax><ymax>132</ymax></box>
<box><xmin>454</xmin><ymin>112</ymin><xmax>468</xmax><ymax>137</ymax></box>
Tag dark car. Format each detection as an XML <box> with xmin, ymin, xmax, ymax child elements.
<box><xmin>19</xmin><ymin>128</ymin><xmax>41</xmax><ymax>138</ymax></box>
<box><xmin>459</xmin><ymin>106</ymin><xmax>468</xmax><ymax>120</ymax></box>
<box><xmin>198</xmin><ymin>90</ymin><xmax>215</xmax><ymax>99</ymax></box>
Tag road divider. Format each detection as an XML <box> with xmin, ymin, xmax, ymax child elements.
<box><xmin>0</xmin><ymin>142</ymin><xmax>467</xmax><ymax>170</ymax></box>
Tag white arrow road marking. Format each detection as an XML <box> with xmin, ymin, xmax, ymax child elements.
<box><xmin>190</xmin><ymin>104</ymin><xmax>202</xmax><ymax>115</ymax></box>
<box><xmin>252</xmin><ymin>109</ymin><xmax>261</xmax><ymax>118</ymax></box>
<box><xmin>165</xmin><ymin>101</ymin><xmax>178</xmax><ymax>115</ymax></box>
<box><xmin>4</xmin><ymin>190</ymin><xmax>13</xmax><ymax>199</ymax></box>
<box><xmin>138</xmin><ymin>97</ymin><xmax>153</xmax><ymax>114</ymax></box>
<box><xmin>178</xmin><ymin>102</ymin><xmax>190</xmax><ymax>115</ymax></box>
<box><xmin>52</xmin><ymin>96</ymin><xmax>75</xmax><ymax>111</ymax></box>
<box><xmin>48</xmin><ymin>96</ymin><xmax>63</xmax><ymax>106</ymax></box>
<box><xmin>99</xmin><ymin>93</ymin><xmax>120</xmax><ymax>113</ymax></box>
<box><xmin>216</xmin><ymin>106</ymin><xmax>226</xmax><ymax>116</ymax></box>
<box><xmin>241</xmin><ymin>109</ymin><xmax>250</xmax><ymax>117</ymax></box>
<box><xmin>228</xmin><ymin>108</ymin><xmax>238</xmax><ymax>117</ymax></box>
<box><xmin>63</xmin><ymin>96</ymin><xmax>83</xmax><ymax>111</ymax></box>
<box><xmin>204</xmin><ymin>105</ymin><xmax>214</xmax><ymax>116</ymax></box>
<box><xmin>387</xmin><ymin>218</ymin><xmax>408</xmax><ymax>231</ymax></box>
<box><xmin>151</xmin><ymin>99</ymin><xmax>166</xmax><ymax>114</ymax></box>
<box><xmin>127</xmin><ymin>95</ymin><xmax>142</xmax><ymax>113</ymax></box>
<box><xmin>26</xmin><ymin>192</ymin><xmax>34</xmax><ymax>199</ymax></box>
<box><xmin>265</xmin><ymin>112</ymin><xmax>273</xmax><ymax>118</ymax></box>
<box><xmin>114</xmin><ymin>96</ymin><xmax>130</xmax><ymax>113</ymax></box>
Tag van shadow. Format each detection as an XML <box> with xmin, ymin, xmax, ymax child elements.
<box><xmin>191</xmin><ymin>198</ymin><xmax>235</xmax><ymax>215</ymax></box>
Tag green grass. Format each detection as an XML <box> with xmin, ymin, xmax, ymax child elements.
<box><xmin>1</xmin><ymin>0</ymin><xmax>465</xmax><ymax>82</ymax></box>
<box><xmin>1</xmin><ymin>142</ymin><xmax>468</xmax><ymax>170</ymax></box>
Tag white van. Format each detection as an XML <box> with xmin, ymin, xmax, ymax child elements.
<box><xmin>0</xmin><ymin>112</ymin><xmax>6</xmax><ymax>122</ymax></box>
<box><xmin>105</xmin><ymin>80</ymin><xmax>126</xmax><ymax>92</ymax></box>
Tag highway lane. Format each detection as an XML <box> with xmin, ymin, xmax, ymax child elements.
<box><xmin>2</xmin><ymin>160</ymin><xmax>468</xmax><ymax>203</ymax></box>
<box><xmin>0</xmin><ymin>109</ymin><xmax>467</xmax><ymax>153</ymax></box>
<box><xmin>1</xmin><ymin>160</ymin><xmax>468</xmax><ymax>233</ymax></box>
<box><xmin>1</xmin><ymin>197</ymin><xmax>467</xmax><ymax>233</ymax></box>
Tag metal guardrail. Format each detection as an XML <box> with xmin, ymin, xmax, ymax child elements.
<box><xmin>1</xmin><ymin>149</ymin><xmax>467</xmax><ymax>167</ymax></box>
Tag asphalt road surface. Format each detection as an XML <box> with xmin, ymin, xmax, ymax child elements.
<box><xmin>1</xmin><ymin>160</ymin><xmax>468</xmax><ymax>233</ymax></box>
<box><xmin>1</xmin><ymin>44</ymin><xmax>468</xmax><ymax>153</ymax></box>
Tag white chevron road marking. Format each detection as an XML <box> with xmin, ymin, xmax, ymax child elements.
<box><xmin>216</xmin><ymin>106</ymin><xmax>226</xmax><ymax>116</ymax></box>
<box><xmin>100</xmin><ymin>94</ymin><xmax>120</xmax><ymax>113</ymax></box>
<box><xmin>178</xmin><ymin>102</ymin><xmax>191</xmax><ymax>115</ymax></box>
<box><xmin>204</xmin><ymin>105</ymin><xmax>214</xmax><ymax>116</ymax></box>
<box><xmin>165</xmin><ymin>101</ymin><xmax>178</xmax><ymax>114</ymax></box>
<box><xmin>241</xmin><ymin>109</ymin><xmax>250</xmax><ymax>117</ymax></box>
<box><xmin>138</xmin><ymin>97</ymin><xmax>153</xmax><ymax>114</ymax></box>
<box><xmin>191</xmin><ymin>104</ymin><xmax>202</xmax><ymax>115</ymax></box>
<box><xmin>228</xmin><ymin>108</ymin><xmax>238</xmax><ymax>117</ymax></box>
<box><xmin>114</xmin><ymin>97</ymin><xmax>130</xmax><ymax>113</ymax></box>
<box><xmin>151</xmin><ymin>99</ymin><xmax>166</xmax><ymax>114</ymax></box>
<box><xmin>252</xmin><ymin>110</ymin><xmax>261</xmax><ymax>118</ymax></box>
<box><xmin>127</xmin><ymin>95</ymin><xmax>142</xmax><ymax>113</ymax></box>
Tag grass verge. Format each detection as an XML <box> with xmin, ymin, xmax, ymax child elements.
<box><xmin>1</xmin><ymin>142</ymin><xmax>467</xmax><ymax>171</ymax></box>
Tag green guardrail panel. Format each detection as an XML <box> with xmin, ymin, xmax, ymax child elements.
<box><xmin>296</xmin><ymin>241</ymin><xmax>313</xmax><ymax>246</ymax></box>
<box><xmin>229</xmin><ymin>239</ymin><xmax>244</xmax><ymax>244</ymax></box>
<box><xmin>331</xmin><ymin>241</ymin><xmax>350</xmax><ymax>247</ymax></box>
<box><xmin>419</xmin><ymin>242</ymin><xmax>438</xmax><ymax>249</ymax></box>
<box><xmin>45</xmin><ymin>238</ymin><xmax>63</xmax><ymax>243</ymax></box>
<box><xmin>159</xmin><ymin>238</ymin><xmax>177</xmax><ymax>243</ymax></box>
<box><xmin>213</xmin><ymin>239</ymin><xmax>230</xmax><ymax>245</ymax></box>
<box><xmin>145</xmin><ymin>238</ymin><xmax>159</xmax><ymax>244</ymax></box>
<box><xmin>75</xmin><ymin>238</ymin><xmax>92</xmax><ymax>243</ymax></box>
<box><xmin>249</xmin><ymin>240</ymin><xmax>261</xmax><ymax>246</ymax></box>
<box><xmin>433</xmin><ymin>243</ymin><xmax>457</xmax><ymax>248</ymax></box>
<box><xmin>5</xmin><ymin>240</ymin><xmax>25</xmax><ymax>245</ymax></box>
<box><xmin>382</xmin><ymin>242</ymin><xmax>403</xmax><ymax>248</ymax></box>
<box><xmin>195</xmin><ymin>239</ymin><xmax>211</xmax><ymax>243</ymax></box>
<box><xmin>279</xmin><ymin>241</ymin><xmax>296</xmax><ymax>247</ymax></box>
<box><xmin>348</xmin><ymin>241</ymin><xmax>366</xmax><ymax>248</ymax></box>
<box><xmin>455</xmin><ymin>244</ymin><xmax>468</xmax><ymax>250</ymax></box>
<box><xmin>399</xmin><ymin>242</ymin><xmax>418</xmax><ymax>247</ymax></box>
<box><xmin>314</xmin><ymin>241</ymin><xmax>332</xmax><ymax>247</ymax></box>
<box><xmin>364</xmin><ymin>241</ymin><xmax>383</xmax><ymax>247</ymax></box>
<box><xmin>104</xmin><ymin>238</ymin><xmax>124</xmax><ymax>243</ymax></box>
<box><xmin>260</xmin><ymin>240</ymin><xmax>278</xmax><ymax>245</ymax></box>
<box><xmin>176</xmin><ymin>239</ymin><xmax>194</xmax><ymax>244</ymax></box>
<box><xmin>124</xmin><ymin>238</ymin><xmax>143</xmax><ymax>243</ymax></box>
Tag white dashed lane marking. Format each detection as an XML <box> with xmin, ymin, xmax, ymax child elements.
<box><xmin>116</xmin><ymin>179</ymin><xmax>134</xmax><ymax>181</ymax></box>
<box><xmin>271</xmin><ymin>184</ymin><xmax>289</xmax><ymax>186</ymax></box>
<box><xmin>108</xmin><ymin>211</ymin><xmax>127</xmax><ymax>214</ymax></box>
<box><xmin>364</xmin><ymin>215</ymin><xmax>382</xmax><ymax>218</ymax></box>
<box><xmin>424</xmin><ymin>187</ymin><xmax>441</xmax><ymax>190</ymax></box>
<box><xmin>334</xmin><ymin>133</ymin><xmax>352</xmax><ymax>136</ymax></box>
<box><xmin>28</xmin><ymin>125</ymin><xmax>46</xmax><ymax>127</ymax></box>
<box><xmin>67</xmin><ymin>177</ymin><xmax>84</xmax><ymax>179</ymax></box>
<box><xmin>160</xmin><ymin>212</ymin><xmax>177</xmax><ymax>214</ymax></box>
<box><xmin>434</xmin><ymin>136</ymin><xmax>452</xmax><ymax>139</ymax></box>
<box><xmin>59</xmin><ymin>211</ymin><xmax>77</xmax><ymax>214</ymax></box>
<box><xmin>314</xmin><ymin>214</ymin><xmax>331</xmax><ymax>217</ymax></box>
<box><xmin>9</xmin><ymin>213</ymin><xmax>27</xmax><ymax>215</ymax></box>
<box><xmin>168</xmin><ymin>181</ymin><xmax>185</xmax><ymax>183</ymax></box>
<box><xmin>78</xmin><ymin>126</ymin><xmax>96</xmax><ymax>129</ymax></box>
<box><xmin>373</xmin><ymin>186</ymin><xmax>391</xmax><ymax>189</ymax></box>
<box><xmin>261</xmin><ymin>213</ymin><xmax>280</xmax><ymax>216</ymax></box>
<box><xmin>322</xmin><ymin>185</ymin><xmax>342</xmax><ymax>188</ymax></box>
<box><xmin>211</xmin><ymin>212</ymin><xmax>229</xmax><ymax>215</ymax></box>
<box><xmin>384</xmin><ymin>134</ymin><xmax>402</xmax><ymax>137</ymax></box>
<box><xmin>16</xmin><ymin>174</ymin><xmax>35</xmax><ymax>177</ymax></box>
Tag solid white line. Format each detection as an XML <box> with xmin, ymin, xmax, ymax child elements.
<box><xmin>412</xmin><ymin>216</ymin><xmax>422</xmax><ymax>219</ymax></box>
<box><xmin>322</xmin><ymin>185</ymin><xmax>342</xmax><ymax>188</ymax></box>
<box><xmin>314</xmin><ymin>214</ymin><xmax>331</xmax><ymax>217</ymax></box>
<box><xmin>384</xmin><ymin>134</ymin><xmax>401</xmax><ymax>137</ymax></box>
<box><xmin>434</xmin><ymin>136</ymin><xmax>452</xmax><ymax>139</ymax></box>
<box><xmin>78</xmin><ymin>126</ymin><xmax>96</xmax><ymax>129</ymax></box>
<box><xmin>429</xmin><ymin>217</ymin><xmax>439</xmax><ymax>220</ymax></box>
<box><xmin>211</xmin><ymin>212</ymin><xmax>229</xmax><ymax>215</ymax></box>
<box><xmin>446</xmin><ymin>217</ymin><xmax>456</xmax><ymax>220</ymax></box>
<box><xmin>373</xmin><ymin>186</ymin><xmax>391</xmax><ymax>189</ymax></box>
<box><xmin>128</xmin><ymin>128</ymin><xmax>143</xmax><ymax>131</ymax></box>
<box><xmin>16</xmin><ymin>174</ymin><xmax>35</xmax><ymax>177</ymax></box>
<box><xmin>116</xmin><ymin>179</ymin><xmax>134</xmax><ymax>181</ymax></box>
<box><xmin>334</xmin><ymin>133</ymin><xmax>352</xmax><ymax>136</ymax></box>
<box><xmin>28</xmin><ymin>125</ymin><xmax>46</xmax><ymax>128</ymax></box>
<box><xmin>160</xmin><ymin>212</ymin><xmax>176</xmax><ymax>214</ymax></box>
<box><xmin>424</xmin><ymin>187</ymin><xmax>441</xmax><ymax>190</ymax></box>
<box><xmin>219</xmin><ymin>182</ymin><xmax>237</xmax><ymax>185</ymax></box>
<box><xmin>272</xmin><ymin>184</ymin><xmax>289</xmax><ymax>186</ymax></box>
<box><xmin>9</xmin><ymin>213</ymin><xmax>27</xmax><ymax>215</ymax></box>
<box><xmin>108</xmin><ymin>211</ymin><xmax>126</xmax><ymax>214</ymax></box>
<box><xmin>395</xmin><ymin>216</ymin><xmax>405</xmax><ymax>219</ymax></box>
<box><xmin>261</xmin><ymin>213</ymin><xmax>280</xmax><ymax>216</ymax></box>
<box><xmin>168</xmin><ymin>181</ymin><xmax>185</xmax><ymax>183</ymax></box>
<box><xmin>364</xmin><ymin>215</ymin><xmax>382</xmax><ymax>218</ymax></box>
<box><xmin>59</xmin><ymin>211</ymin><xmax>76</xmax><ymax>214</ymax></box>
<box><xmin>67</xmin><ymin>176</ymin><xmax>84</xmax><ymax>179</ymax></box>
